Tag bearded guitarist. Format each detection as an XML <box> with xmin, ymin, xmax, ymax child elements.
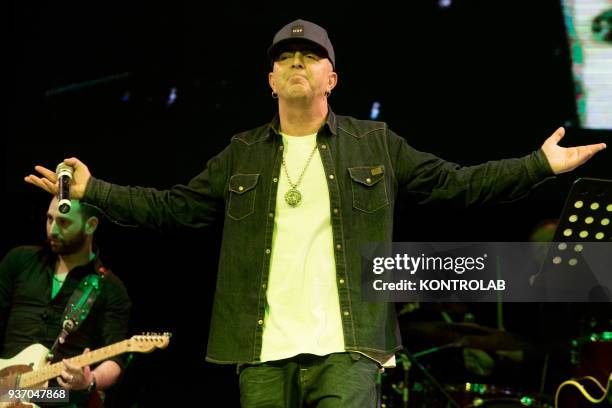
<box><xmin>0</xmin><ymin>197</ymin><xmax>131</xmax><ymax>407</ymax></box>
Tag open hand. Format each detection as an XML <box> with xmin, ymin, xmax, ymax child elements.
<box><xmin>541</xmin><ymin>127</ymin><xmax>606</xmax><ymax>174</ymax></box>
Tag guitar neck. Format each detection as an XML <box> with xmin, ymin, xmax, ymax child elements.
<box><xmin>19</xmin><ymin>339</ymin><xmax>129</xmax><ymax>388</ymax></box>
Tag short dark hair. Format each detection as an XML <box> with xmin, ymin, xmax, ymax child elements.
<box><xmin>80</xmin><ymin>202</ymin><xmax>102</xmax><ymax>221</ymax></box>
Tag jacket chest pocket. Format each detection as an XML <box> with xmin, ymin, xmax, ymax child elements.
<box><xmin>228</xmin><ymin>173</ymin><xmax>259</xmax><ymax>220</ymax></box>
<box><xmin>348</xmin><ymin>166</ymin><xmax>389</xmax><ymax>213</ymax></box>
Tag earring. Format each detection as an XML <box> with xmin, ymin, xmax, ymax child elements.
<box><xmin>271</xmin><ymin>91</ymin><xmax>278</xmax><ymax>99</ymax></box>
<box><xmin>325</xmin><ymin>91</ymin><xmax>331</xmax><ymax>98</ymax></box>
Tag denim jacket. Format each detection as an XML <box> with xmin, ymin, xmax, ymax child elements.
<box><xmin>83</xmin><ymin>108</ymin><xmax>554</xmax><ymax>364</ymax></box>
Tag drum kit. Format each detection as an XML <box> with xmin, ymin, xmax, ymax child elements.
<box><xmin>378</xmin><ymin>305</ymin><xmax>612</xmax><ymax>408</ymax></box>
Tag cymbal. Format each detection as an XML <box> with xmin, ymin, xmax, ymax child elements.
<box><xmin>401</xmin><ymin>322</ymin><xmax>530</xmax><ymax>351</ymax></box>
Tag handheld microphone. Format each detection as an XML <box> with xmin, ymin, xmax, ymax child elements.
<box><xmin>56</xmin><ymin>163</ymin><xmax>73</xmax><ymax>214</ymax></box>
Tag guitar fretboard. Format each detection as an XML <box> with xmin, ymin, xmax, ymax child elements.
<box><xmin>19</xmin><ymin>339</ymin><xmax>129</xmax><ymax>388</ymax></box>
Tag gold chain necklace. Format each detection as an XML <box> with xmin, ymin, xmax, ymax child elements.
<box><xmin>281</xmin><ymin>144</ymin><xmax>318</xmax><ymax>207</ymax></box>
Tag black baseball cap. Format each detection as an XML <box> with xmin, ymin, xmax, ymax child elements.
<box><xmin>268</xmin><ymin>19</ymin><xmax>336</xmax><ymax>69</ymax></box>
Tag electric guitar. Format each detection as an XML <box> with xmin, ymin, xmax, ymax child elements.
<box><xmin>0</xmin><ymin>333</ymin><xmax>171</xmax><ymax>408</ymax></box>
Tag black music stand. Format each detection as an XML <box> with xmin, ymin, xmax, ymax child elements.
<box><xmin>537</xmin><ymin>178</ymin><xmax>612</xmax><ymax>301</ymax></box>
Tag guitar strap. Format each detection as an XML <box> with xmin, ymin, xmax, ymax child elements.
<box><xmin>47</xmin><ymin>264</ymin><xmax>108</xmax><ymax>362</ymax></box>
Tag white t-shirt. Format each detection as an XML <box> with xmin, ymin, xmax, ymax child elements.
<box><xmin>260</xmin><ymin>133</ymin><xmax>344</xmax><ymax>361</ymax></box>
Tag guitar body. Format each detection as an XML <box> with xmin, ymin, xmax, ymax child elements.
<box><xmin>0</xmin><ymin>343</ymin><xmax>49</xmax><ymax>408</ymax></box>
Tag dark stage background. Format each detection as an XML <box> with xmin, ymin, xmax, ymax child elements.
<box><xmin>5</xmin><ymin>0</ymin><xmax>611</xmax><ymax>406</ymax></box>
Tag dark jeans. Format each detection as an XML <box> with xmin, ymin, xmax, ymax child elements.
<box><xmin>238</xmin><ymin>353</ymin><xmax>379</xmax><ymax>408</ymax></box>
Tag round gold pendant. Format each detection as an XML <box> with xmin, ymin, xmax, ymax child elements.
<box><xmin>285</xmin><ymin>188</ymin><xmax>302</xmax><ymax>207</ymax></box>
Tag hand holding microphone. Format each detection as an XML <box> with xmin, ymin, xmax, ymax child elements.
<box><xmin>25</xmin><ymin>157</ymin><xmax>92</xmax><ymax>200</ymax></box>
<box><xmin>56</xmin><ymin>163</ymin><xmax>73</xmax><ymax>213</ymax></box>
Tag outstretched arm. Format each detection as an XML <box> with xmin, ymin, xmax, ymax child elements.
<box><xmin>541</xmin><ymin>127</ymin><xmax>606</xmax><ymax>174</ymax></box>
<box><xmin>24</xmin><ymin>152</ymin><xmax>227</xmax><ymax>230</ymax></box>
<box><xmin>390</xmin><ymin>126</ymin><xmax>606</xmax><ymax>208</ymax></box>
